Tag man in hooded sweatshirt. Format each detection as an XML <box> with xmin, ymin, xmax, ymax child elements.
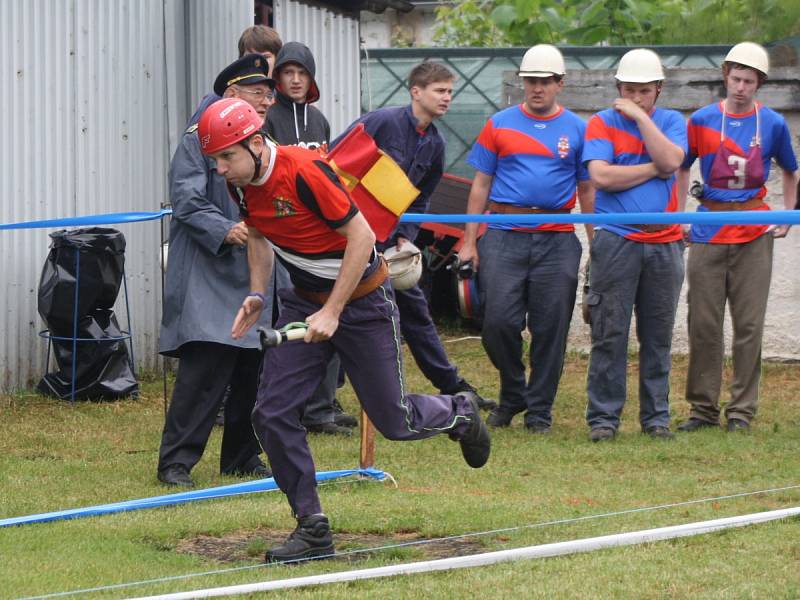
<box><xmin>266</xmin><ymin>41</ymin><xmax>355</xmax><ymax>435</ymax></box>
<box><xmin>266</xmin><ymin>41</ymin><xmax>330</xmax><ymax>151</ymax></box>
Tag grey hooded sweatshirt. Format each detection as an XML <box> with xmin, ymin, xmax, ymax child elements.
<box><xmin>266</xmin><ymin>42</ymin><xmax>331</xmax><ymax>150</ymax></box>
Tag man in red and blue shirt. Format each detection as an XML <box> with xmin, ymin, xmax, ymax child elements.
<box><xmin>197</xmin><ymin>97</ymin><xmax>491</xmax><ymax>564</ymax></box>
<box><xmin>676</xmin><ymin>42</ymin><xmax>798</xmax><ymax>433</ymax></box>
<box><xmin>459</xmin><ymin>44</ymin><xmax>595</xmax><ymax>433</ymax></box>
<box><xmin>582</xmin><ymin>48</ymin><xmax>687</xmax><ymax>442</ymax></box>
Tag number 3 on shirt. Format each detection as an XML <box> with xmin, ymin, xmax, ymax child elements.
<box><xmin>727</xmin><ymin>155</ymin><xmax>747</xmax><ymax>189</ymax></box>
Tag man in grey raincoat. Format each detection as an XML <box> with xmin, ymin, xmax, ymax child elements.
<box><xmin>157</xmin><ymin>54</ymin><xmax>284</xmax><ymax>487</ymax></box>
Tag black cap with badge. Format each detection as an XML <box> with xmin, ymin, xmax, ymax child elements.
<box><xmin>213</xmin><ymin>53</ymin><xmax>276</xmax><ymax>96</ymax></box>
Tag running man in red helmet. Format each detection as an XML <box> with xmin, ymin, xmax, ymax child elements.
<box><xmin>198</xmin><ymin>97</ymin><xmax>491</xmax><ymax>564</ymax></box>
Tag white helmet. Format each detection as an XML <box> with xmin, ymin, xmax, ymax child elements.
<box><xmin>384</xmin><ymin>242</ymin><xmax>422</xmax><ymax>291</ymax></box>
<box><xmin>615</xmin><ymin>48</ymin><xmax>665</xmax><ymax>83</ymax></box>
<box><xmin>519</xmin><ymin>44</ymin><xmax>566</xmax><ymax>77</ymax></box>
<box><xmin>724</xmin><ymin>42</ymin><xmax>769</xmax><ymax>77</ymax></box>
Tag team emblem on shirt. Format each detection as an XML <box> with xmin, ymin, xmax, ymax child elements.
<box><xmin>273</xmin><ymin>196</ymin><xmax>296</xmax><ymax>217</ymax></box>
<box><xmin>557</xmin><ymin>135</ymin><xmax>570</xmax><ymax>159</ymax></box>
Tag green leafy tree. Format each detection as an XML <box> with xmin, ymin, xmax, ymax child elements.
<box><xmin>432</xmin><ymin>0</ymin><xmax>800</xmax><ymax>47</ymax></box>
<box><xmin>432</xmin><ymin>0</ymin><xmax>509</xmax><ymax>47</ymax></box>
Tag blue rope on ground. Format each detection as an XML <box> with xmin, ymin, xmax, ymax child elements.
<box><xmin>0</xmin><ymin>468</ymin><xmax>386</xmax><ymax>528</ymax></box>
<box><xmin>3</xmin><ymin>208</ymin><xmax>800</xmax><ymax>231</ymax></box>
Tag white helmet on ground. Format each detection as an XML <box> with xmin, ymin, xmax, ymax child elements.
<box><xmin>519</xmin><ymin>44</ymin><xmax>566</xmax><ymax>78</ymax></box>
<box><xmin>384</xmin><ymin>242</ymin><xmax>423</xmax><ymax>291</ymax></box>
<box><xmin>615</xmin><ymin>48</ymin><xmax>665</xmax><ymax>83</ymax></box>
<box><xmin>724</xmin><ymin>42</ymin><xmax>769</xmax><ymax>77</ymax></box>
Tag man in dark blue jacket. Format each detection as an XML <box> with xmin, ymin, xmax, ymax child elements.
<box><xmin>330</xmin><ymin>62</ymin><xmax>494</xmax><ymax>407</ymax></box>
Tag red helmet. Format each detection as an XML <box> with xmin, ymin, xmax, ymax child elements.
<box><xmin>198</xmin><ymin>98</ymin><xmax>263</xmax><ymax>155</ymax></box>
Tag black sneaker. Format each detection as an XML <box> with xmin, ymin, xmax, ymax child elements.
<box><xmin>588</xmin><ymin>426</ymin><xmax>616</xmax><ymax>442</ymax></box>
<box><xmin>451</xmin><ymin>392</ymin><xmax>491</xmax><ymax>468</ymax></box>
<box><xmin>332</xmin><ymin>398</ymin><xmax>358</xmax><ymax>428</ymax></box>
<box><xmin>306</xmin><ymin>422</ymin><xmax>353</xmax><ymax>436</ymax></box>
<box><xmin>265</xmin><ymin>514</ymin><xmax>335</xmax><ymax>563</ymax></box>
<box><xmin>157</xmin><ymin>464</ymin><xmax>195</xmax><ymax>487</ymax></box>
<box><xmin>677</xmin><ymin>418</ymin><xmax>719</xmax><ymax>432</ymax></box>
<box><xmin>449</xmin><ymin>379</ymin><xmax>498</xmax><ymax>412</ymax></box>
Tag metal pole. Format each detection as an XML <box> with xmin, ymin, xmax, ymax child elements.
<box><xmin>69</xmin><ymin>247</ymin><xmax>81</xmax><ymax>402</ymax></box>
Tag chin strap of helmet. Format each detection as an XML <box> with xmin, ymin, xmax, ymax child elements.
<box><xmin>240</xmin><ymin>133</ymin><xmax>264</xmax><ymax>182</ymax></box>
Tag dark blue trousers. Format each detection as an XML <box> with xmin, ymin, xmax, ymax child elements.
<box><xmin>395</xmin><ymin>284</ymin><xmax>462</xmax><ymax>393</ymax></box>
<box><xmin>478</xmin><ymin>229</ymin><xmax>582</xmax><ymax>427</ymax></box>
<box><xmin>252</xmin><ymin>282</ymin><xmax>475</xmax><ymax>518</ymax></box>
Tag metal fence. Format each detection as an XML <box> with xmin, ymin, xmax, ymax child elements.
<box><xmin>361</xmin><ymin>46</ymin><xmax>733</xmax><ymax>178</ymax></box>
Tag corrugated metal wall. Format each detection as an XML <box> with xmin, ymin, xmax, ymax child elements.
<box><xmin>0</xmin><ymin>0</ymin><xmax>252</xmax><ymax>391</ymax></box>
<box><xmin>273</xmin><ymin>0</ymin><xmax>361</xmax><ymax>139</ymax></box>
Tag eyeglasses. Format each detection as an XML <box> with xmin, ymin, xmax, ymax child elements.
<box><xmin>235</xmin><ymin>86</ymin><xmax>274</xmax><ymax>101</ymax></box>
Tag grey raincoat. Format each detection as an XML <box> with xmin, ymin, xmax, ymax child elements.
<box><xmin>159</xmin><ymin>125</ymin><xmax>286</xmax><ymax>357</ymax></box>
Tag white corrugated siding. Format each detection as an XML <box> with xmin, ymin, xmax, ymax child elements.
<box><xmin>273</xmin><ymin>0</ymin><xmax>361</xmax><ymax>139</ymax></box>
<box><xmin>184</xmin><ymin>0</ymin><xmax>254</xmax><ymax>118</ymax></box>
<box><xmin>0</xmin><ymin>0</ymin><xmax>252</xmax><ymax>391</ymax></box>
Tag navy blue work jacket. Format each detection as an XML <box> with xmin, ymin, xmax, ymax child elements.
<box><xmin>331</xmin><ymin>105</ymin><xmax>445</xmax><ymax>248</ymax></box>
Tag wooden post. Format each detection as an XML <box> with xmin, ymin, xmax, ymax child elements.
<box><xmin>359</xmin><ymin>408</ymin><xmax>376</xmax><ymax>469</ymax></box>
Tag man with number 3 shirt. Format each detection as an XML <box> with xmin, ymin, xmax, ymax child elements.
<box><xmin>676</xmin><ymin>42</ymin><xmax>798</xmax><ymax>433</ymax></box>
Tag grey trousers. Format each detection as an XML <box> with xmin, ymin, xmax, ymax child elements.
<box><xmin>586</xmin><ymin>230</ymin><xmax>685</xmax><ymax>430</ymax></box>
<box><xmin>685</xmin><ymin>234</ymin><xmax>774</xmax><ymax>424</ymax></box>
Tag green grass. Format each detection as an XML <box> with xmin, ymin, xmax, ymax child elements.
<box><xmin>2</xmin><ymin>341</ymin><xmax>800</xmax><ymax>599</ymax></box>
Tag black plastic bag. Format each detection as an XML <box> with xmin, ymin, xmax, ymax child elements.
<box><xmin>37</xmin><ymin>228</ymin><xmax>137</xmax><ymax>400</ymax></box>
<box><xmin>37</xmin><ymin>228</ymin><xmax>126</xmax><ymax>334</ymax></box>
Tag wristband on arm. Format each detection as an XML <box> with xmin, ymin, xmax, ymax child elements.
<box><xmin>246</xmin><ymin>291</ymin><xmax>266</xmax><ymax>305</ymax></box>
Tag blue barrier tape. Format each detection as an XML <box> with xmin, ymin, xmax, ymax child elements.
<box><xmin>0</xmin><ymin>467</ymin><xmax>386</xmax><ymax>528</ymax></box>
<box><xmin>2</xmin><ymin>209</ymin><xmax>800</xmax><ymax>231</ymax></box>
<box><xmin>401</xmin><ymin>210</ymin><xmax>800</xmax><ymax>225</ymax></box>
<box><xmin>0</xmin><ymin>209</ymin><xmax>173</xmax><ymax>231</ymax></box>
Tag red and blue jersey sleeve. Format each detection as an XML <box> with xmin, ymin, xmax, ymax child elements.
<box><xmin>467</xmin><ymin>117</ymin><xmax>500</xmax><ymax>176</ymax></box>
<box><xmin>467</xmin><ymin>106</ymin><xmax>588</xmax><ymax>232</ymax></box>
<box><xmin>583</xmin><ymin>108</ymin><xmax>684</xmax><ymax>243</ymax></box>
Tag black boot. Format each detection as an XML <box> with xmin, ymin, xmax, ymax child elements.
<box><xmin>265</xmin><ymin>514</ymin><xmax>335</xmax><ymax>563</ymax></box>
<box><xmin>450</xmin><ymin>392</ymin><xmax>491</xmax><ymax>468</ymax></box>
<box><xmin>446</xmin><ymin>378</ymin><xmax>497</xmax><ymax>412</ymax></box>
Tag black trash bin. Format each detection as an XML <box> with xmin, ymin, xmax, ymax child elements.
<box><xmin>37</xmin><ymin>227</ymin><xmax>138</xmax><ymax>400</ymax></box>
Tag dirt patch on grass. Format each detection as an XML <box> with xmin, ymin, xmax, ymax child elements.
<box><xmin>176</xmin><ymin>528</ymin><xmax>485</xmax><ymax>564</ymax></box>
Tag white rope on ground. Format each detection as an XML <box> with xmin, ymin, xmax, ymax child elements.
<box><xmin>20</xmin><ymin>483</ymin><xmax>800</xmax><ymax>600</ymax></box>
<box><xmin>442</xmin><ymin>336</ymin><xmax>481</xmax><ymax>343</ymax></box>
<box><xmin>126</xmin><ymin>506</ymin><xmax>800</xmax><ymax>599</ymax></box>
